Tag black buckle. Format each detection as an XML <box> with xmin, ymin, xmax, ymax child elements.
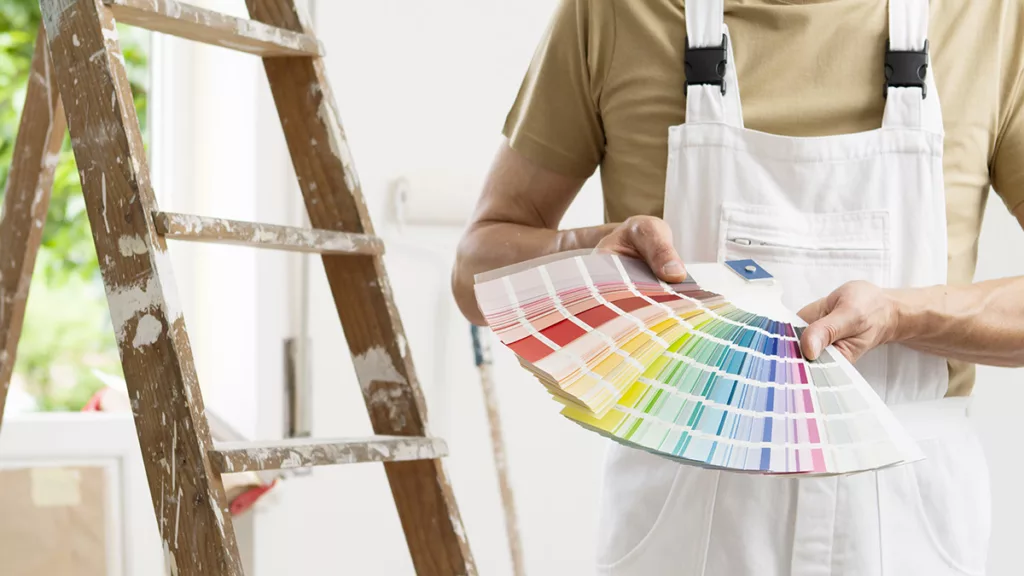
<box><xmin>884</xmin><ymin>39</ymin><xmax>929</xmax><ymax>98</ymax></box>
<box><xmin>685</xmin><ymin>34</ymin><xmax>728</xmax><ymax>95</ymax></box>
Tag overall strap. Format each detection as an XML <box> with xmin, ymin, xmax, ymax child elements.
<box><xmin>882</xmin><ymin>0</ymin><xmax>943</xmax><ymax>133</ymax></box>
<box><xmin>684</xmin><ymin>0</ymin><xmax>744</xmax><ymax>126</ymax></box>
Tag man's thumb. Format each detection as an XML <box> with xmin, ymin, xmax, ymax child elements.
<box><xmin>800</xmin><ymin>308</ymin><xmax>857</xmax><ymax>361</ymax></box>
<box><xmin>625</xmin><ymin>217</ymin><xmax>686</xmax><ymax>282</ymax></box>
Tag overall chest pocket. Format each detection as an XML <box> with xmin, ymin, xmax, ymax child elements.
<box><xmin>717</xmin><ymin>202</ymin><xmax>893</xmax><ymax>307</ymax></box>
<box><xmin>717</xmin><ymin>202</ymin><xmax>893</xmax><ymax>392</ymax></box>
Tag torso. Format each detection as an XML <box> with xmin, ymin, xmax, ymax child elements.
<box><xmin>595</xmin><ymin>0</ymin><xmax>1019</xmax><ymax>396</ymax></box>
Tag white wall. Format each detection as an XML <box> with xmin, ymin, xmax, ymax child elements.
<box><xmin>264</xmin><ymin>2</ymin><xmax>610</xmax><ymax>575</ymax></box>
<box><xmin>149</xmin><ymin>0</ymin><xmax>299</xmax><ymax>570</ymax></box>
<box><xmin>970</xmin><ymin>197</ymin><xmax>1024</xmax><ymax>576</ymax></box>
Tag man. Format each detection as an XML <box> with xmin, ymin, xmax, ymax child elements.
<box><xmin>452</xmin><ymin>0</ymin><xmax>1024</xmax><ymax>574</ymax></box>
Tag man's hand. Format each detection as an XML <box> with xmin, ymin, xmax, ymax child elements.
<box><xmin>797</xmin><ymin>281</ymin><xmax>901</xmax><ymax>362</ymax></box>
<box><xmin>593</xmin><ymin>216</ymin><xmax>688</xmax><ymax>283</ymax></box>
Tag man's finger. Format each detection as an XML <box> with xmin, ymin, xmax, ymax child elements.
<box><xmin>797</xmin><ymin>298</ymin><xmax>827</xmax><ymax>324</ymax></box>
<box><xmin>625</xmin><ymin>217</ymin><xmax>686</xmax><ymax>282</ymax></box>
<box><xmin>800</xmin><ymin>306</ymin><xmax>861</xmax><ymax>360</ymax></box>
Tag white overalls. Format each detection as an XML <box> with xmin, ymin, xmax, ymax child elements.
<box><xmin>594</xmin><ymin>1</ymin><xmax>992</xmax><ymax>574</ymax></box>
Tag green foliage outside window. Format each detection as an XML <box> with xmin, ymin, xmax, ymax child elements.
<box><xmin>0</xmin><ymin>0</ymin><xmax>149</xmax><ymax>411</ymax></box>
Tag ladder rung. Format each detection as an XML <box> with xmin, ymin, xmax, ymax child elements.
<box><xmin>210</xmin><ymin>436</ymin><xmax>448</xmax><ymax>473</ymax></box>
<box><xmin>153</xmin><ymin>212</ymin><xmax>384</xmax><ymax>255</ymax></box>
<box><xmin>105</xmin><ymin>0</ymin><xmax>323</xmax><ymax>57</ymax></box>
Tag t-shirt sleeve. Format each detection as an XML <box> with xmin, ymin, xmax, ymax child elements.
<box><xmin>502</xmin><ymin>0</ymin><xmax>614</xmax><ymax>178</ymax></box>
<box><xmin>991</xmin><ymin>101</ymin><xmax>1024</xmax><ymax>214</ymax></box>
<box><xmin>990</xmin><ymin>5</ymin><xmax>1024</xmax><ymax>214</ymax></box>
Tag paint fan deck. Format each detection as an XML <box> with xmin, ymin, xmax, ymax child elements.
<box><xmin>474</xmin><ymin>250</ymin><xmax>921</xmax><ymax>476</ymax></box>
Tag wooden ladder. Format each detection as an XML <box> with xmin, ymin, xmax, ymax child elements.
<box><xmin>0</xmin><ymin>1</ymin><xmax>476</xmax><ymax>574</ymax></box>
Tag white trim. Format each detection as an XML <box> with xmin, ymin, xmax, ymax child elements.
<box><xmin>0</xmin><ymin>413</ymin><xmax>163</xmax><ymax>576</ymax></box>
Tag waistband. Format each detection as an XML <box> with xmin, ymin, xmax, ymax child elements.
<box><xmin>889</xmin><ymin>397</ymin><xmax>972</xmax><ymax>441</ymax></box>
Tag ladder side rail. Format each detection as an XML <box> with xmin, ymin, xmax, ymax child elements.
<box><xmin>39</xmin><ymin>2</ymin><xmax>243</xmax><ymax>574</ymax></box>
<box><xmin>0</xmin><ymin>29</ymin><xmax>66</xmax><ymax>424</ymax></box>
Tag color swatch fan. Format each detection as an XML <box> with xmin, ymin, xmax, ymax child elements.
<box><xmin>473</xmin><ymin>250</ymin><xmax>921</xmax><ymax>475</ymax></box>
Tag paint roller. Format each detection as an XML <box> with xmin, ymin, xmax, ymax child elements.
<box><xmin>388</xmin><ymin>170</ymin><xmax>482</xmax><ymax>228</ymax></box>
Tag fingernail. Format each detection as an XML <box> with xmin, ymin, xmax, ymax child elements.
<box><xmin>806</xmin><ymin>336</ymin><xmax>822</xmax><ymax>360</ymax></box>
<box><xmin>662</xmin><ymin>261</ymin><xmax>684</xmax><ymax>277</ymax></box>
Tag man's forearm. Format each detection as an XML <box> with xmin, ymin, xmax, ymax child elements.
<box><xmin>452</xmin><ymin>221</ymin><xmax>617</xmax><ymax>325</ymax></box>
<box><xmin>890</xmin><ymin>276</ymin><xmax>1024</xmax><ymax>367</ymax></box>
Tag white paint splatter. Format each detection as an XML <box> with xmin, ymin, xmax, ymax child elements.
<box><xmin>280</xmin><ymin>452</ymin><xmax>303</xmax><ymax>469</ymax></box>
<box><xmin>210</xmin><ymin>501</ymin><xmax>227</xmax><ymax>540</ymax></box>
<box><xmin>174</xmin><ymin>487</ymin><xmax>182</xmax><ymax>549</ymax></box>
<box><xmin>315</xmin><ymin>93</ymin><xmax>362</xmax><ymax>192</ymax></box>
<box><xmin>118</xmin><ymin>234</ymin><xmax>148</xmax><ymax>257</ymax></box>
<box><xmin>151</xmin><ymin>248</ymin><xmax>184</xmax><ymax>323</ymax></box>
<box><xmin>163</xmin><ymin>540</ymin><xmax>179</xmax><ymax>576</ymax></box>
<box><xmin>132</xmin><ymin>314</ymin><xmax>162</xmax><ymax>348</ymax></box>
<box><xmin>101</xmin><ymin>25</ymin><xmax>118</xmax><ymax>44</ymax></box>
<box><xmin>397</xmin><ymin>333</ymin><xmax>408</xmax><ymax>358</ymax></box>
<box><xmin>106</xmin><ymin>275</ymin><xmax>161</xmax><ymax>344</ymax></box>
<box><xmin>353</xmin><ymin>346</ymin><xmax>407</xmax><ymax>388</ymax></box>
<box><xmin>159</xmin><ymin>477</ymin><xmax>166</xmax><ymax>535</ymax></box>
<box><xmin>42</xmin><ymin>0</ymin><xmax>78</xmax><ymax>40</ymax></box>
<box><xmin>101</xmin><ymin>173</ymin><xmax>110</xmax><ymax>233</ymax></box>
<box><xmin>72</xmin><ymin>34</ymin><xmax>80</xmax><ymax>46</ymax></box>
<box><xmin>171</xmin><ymin>423</ymin><xmax>177</xmax><ymax>491</ymax></box>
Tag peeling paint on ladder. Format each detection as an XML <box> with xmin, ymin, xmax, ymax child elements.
<box><xmin>41</xmin><ymin>0</ymin><xmax>79</xmax><ymax>44</ymax></box>
<box><xmin>171</xmin><ymin>423</ymin><xmax>177</xmax><ymax>490</ymax></box>
<box><xmin>354</xmin><ymin>346</ymin><xmax>407</xmax><ymax>389</ymax></box>
<box><xmin>211</xmin><ymin>500</ymin><xmax>227</xmax><ymax>540</ymax></box>
<box><xmin>174</xmin><ymin>487</ymin><xmax>182</xmax><ymax>549</ymax></box>
<box><xmin>101</xmin><ymin>173</ymin><xmax>109</xmax><ymax>233</ymax></box>
<box><xmin>118</xmin><ymin>234</ymin><xmax>147</xmax><ymax>257</ymax></box>
<box><xmin>164</xmin><ymin>540</ymin><xmax>179</xmax><ymax>576</ymax></box>
<box><xmin>132</xmin><ymin>314</ymin><xmax>162</xmax><ymax>348</ymax></box>
<box><xmin>106</xmin><ymin>275</ymin><xmax>162</xmax><ymax>344</ymax></box>
<box><xmin>101</xmin><ymin>25</ymin><xmax>118</xmax><ymax>44</ymax></box>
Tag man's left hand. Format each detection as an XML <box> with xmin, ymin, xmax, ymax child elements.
<box><xmin>797</xmin><ymin>281</ymin><xmax>901</xmax><ymax>362</ymax></box>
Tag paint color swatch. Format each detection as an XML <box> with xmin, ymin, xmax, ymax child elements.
<box><xmin>474</xmin><ymin>250</ymin><xmax>921</xmax><ymax>475</ymax></box>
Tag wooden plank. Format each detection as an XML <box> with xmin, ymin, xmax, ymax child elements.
<box><xmin>0</xmin><ymin>30</ymin><xmax>66</xmax><ymax>426</ymax></box>
<box><xmin>39</xmin><ymin>1</ymin><xmax>243</xmax><ymax>574</ymax></box>
<box><xmin>104</xmin><ymin>0</ymin><xmax>322</xmax><ymax>57</ymax></box>
<box><xmin>153</xmin><ymin>211</ymin><xmax>384</xmax><ymax>255</ymax></box>
<box><xmin>245</xmin><ymin>2</ymin><xmax>478</xmax><ymax>574</ymax></box>
<box><xmin>210</xmin><ymin>436</ymin><xmax>448</xmax><ymax>473</ymax></box>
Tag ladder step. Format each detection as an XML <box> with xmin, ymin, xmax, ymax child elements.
<box><xmin>210</xmin><ymin>436</ymin><xmax>448</xmax><ymax>473</ymax></box>
<box><xmin>153</xmin><ymin>212</ymin><xmax>384</xmax><ymax>255</ymax></box>
<box><xmin>105</xmin><ymin>0</ymin><xmax>323</xmax><ymax>57</ymax></box>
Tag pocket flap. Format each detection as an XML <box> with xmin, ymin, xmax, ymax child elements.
<box><xmin>721</xmin><ymin>202</ymin><xmax>890</xmax><ymax>252</ymax></box>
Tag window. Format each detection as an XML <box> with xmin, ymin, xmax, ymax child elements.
<box><xmin>0</xmin><ymin>1</ymin><xmax>150</xmax><ymax>412</ymax></box>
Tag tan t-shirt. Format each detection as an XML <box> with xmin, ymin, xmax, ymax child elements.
<box><xmin>502</xmin><ymin>0</ymin><xmax>1024</xmax><ymax>397</ymax></box>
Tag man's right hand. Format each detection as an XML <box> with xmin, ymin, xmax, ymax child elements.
<box><xmin>594</xmin><ymin>215</ymin><xmax>688</xmax><ymax>283</ymax></box>
<box><xmin>452</xmin><ymin>143</ymin><xmax>686</xmax><ymax>324</ymax></box>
